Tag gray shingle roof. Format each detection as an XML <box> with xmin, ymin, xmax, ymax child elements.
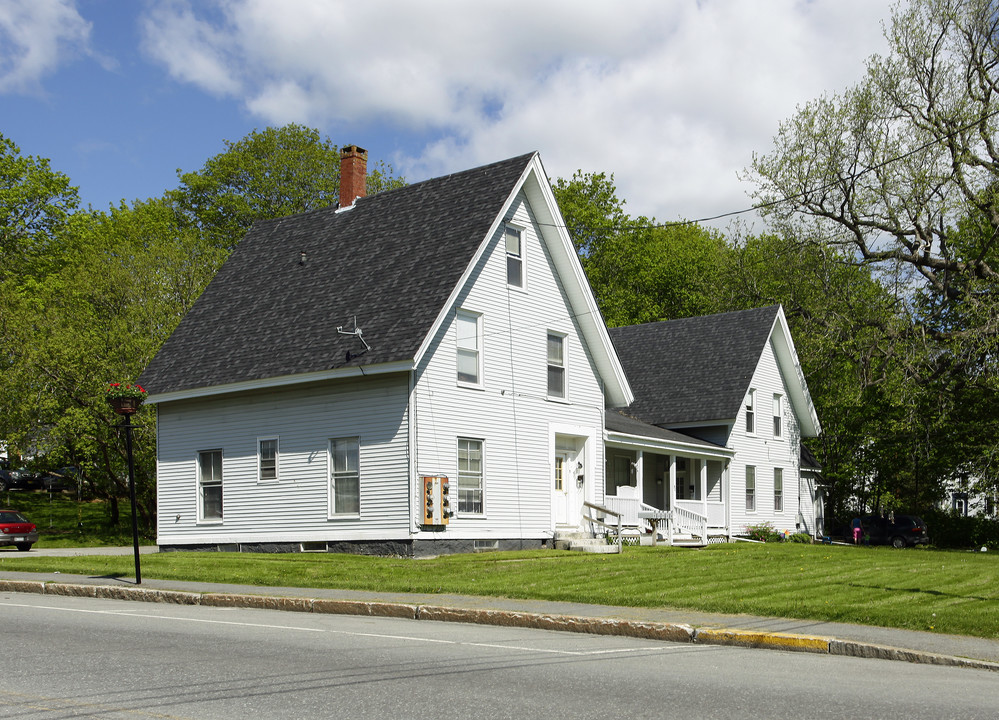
<box><xmin>608</xmin><ymin>306</ymin><xmax>780</xmax><ymax>426</ymax></box>
<box><xmin>605</xmin><ymin>410</ymin><xmax>725</xmax><ymax>450</ymax></box>
<box><xmin>139</xmin><ymin>152</ymin><xmax>536</xmax><ymax>396</ymax></box>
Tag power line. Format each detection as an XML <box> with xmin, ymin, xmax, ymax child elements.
<box><xmin>542</xmin><ymin>106</ymin><xmax>999</xmax><ymax>234</ymax></box>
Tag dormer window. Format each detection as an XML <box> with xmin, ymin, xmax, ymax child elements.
<box><xmin>505</xmin><ymin>226</ymin><xmax>523</xmax><ymax>288</ymax></box>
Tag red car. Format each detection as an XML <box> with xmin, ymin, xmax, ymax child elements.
<box><xmin>0</xmin><ymin>509</ymin><xmax>38</xmax><ymax>551</ymax></box>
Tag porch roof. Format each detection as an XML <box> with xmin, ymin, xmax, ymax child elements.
<box><xmin>605</xmin><ymin>410</ymin><xmax>731</xmax><ymax>458</ymax></box>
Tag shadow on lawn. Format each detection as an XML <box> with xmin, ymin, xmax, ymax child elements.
<box><xmin>847</xmin><ymin>582</ymin><xmax>990</xmax><ymax>602</ymax></box>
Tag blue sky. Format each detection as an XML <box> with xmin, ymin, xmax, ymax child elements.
<box><xmin>2</xmin><ymin>0</ymin><xmax>895</xmax><ymax>227</ymax></box>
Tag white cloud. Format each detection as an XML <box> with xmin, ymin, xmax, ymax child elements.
<box><xmin>138</xmin><ymin>0</ymin><xmax>896</xmax><ymax>224</ymax></box>
<box><xmin>0</xmin><ymin>0</ymin><xmax>92</xmax><ymax>94</ymax></box>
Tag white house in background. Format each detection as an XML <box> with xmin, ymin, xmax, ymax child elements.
<box><xmin>606</xmin><ymin>307</ymin><xmax>823</xmax><ymax>541</ymax></box>
<box><xmin>139</xmin><ymin>148</ymin><xmax>632</xmax><ymax>555</ymax></box>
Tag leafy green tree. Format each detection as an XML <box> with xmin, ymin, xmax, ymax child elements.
<box><xmin>0</xmin><ymin>199</ymin><xmax>225</xmax><ymax>526</ymax></box>
<box><xmin>170</xmin><ymin>124</ymin><xmax>405</xmax><ymax>250</ymax></box>
<box><xmin>553</xmin><ymin>171</ymin><xmax>730</xmax><ymax>326</ymax></box>
<box><xmin>747</xmin><ymin>0</ymin><xmax>999</xmax><ymax>507</ymax></box>
<box><xmin>0</xmin><ymin>132</ymin><xmax>79</xmax><ymax>282</ymax></box>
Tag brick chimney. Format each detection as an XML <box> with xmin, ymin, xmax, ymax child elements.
<box><xmin>339</xmin><ymin>145</ymin><xmax>368</xmax><ymax>208</ymax></box>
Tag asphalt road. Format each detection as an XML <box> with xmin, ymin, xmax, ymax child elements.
<box><xmin>2</xmin><ymin>592</ymin><xmax>997</xmax><ymax>719</ymax></box>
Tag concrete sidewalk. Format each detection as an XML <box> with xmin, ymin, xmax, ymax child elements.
<box><xmin>1</xmin><ymin>564</ymin><xmax>997</xmax><ymax>673</ymax></box>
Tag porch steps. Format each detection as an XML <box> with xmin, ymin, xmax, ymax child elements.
<box><xmin>553</xmin><ymin>531</ymin><xmax>620</xmax><ymax>554</ymax></box>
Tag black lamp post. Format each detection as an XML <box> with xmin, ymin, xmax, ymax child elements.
<box><xmin>107</xmin><ymin>391</ymin><xmax>144</xmax><ymax>585</ymax></box>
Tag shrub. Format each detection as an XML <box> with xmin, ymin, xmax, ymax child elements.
<box><xmin>788</xmin><ymin>532</ymin><xmax>812</xmax><ymax>544</ymax></box>
<box><xmin>743</xmin><ymin>521</ymin><xmax>782</xmax><ymax>543</ymax></box>
<box><xmin>921</xmin><ymin>509</ymin><xmax>999</xmax><ymax>550</ymax></box>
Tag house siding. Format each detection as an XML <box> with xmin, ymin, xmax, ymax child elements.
<box><xmin>727</xmin><ymin>337</ymin><xmax>813</xmax><ymax>535</ymax></box>
<box><xmin>412</xmin><ymin>191</ymin><xmax>605</xmax><ymax>540</ymax></box>
<box><xmin>156</xmin><ymin>374</ymin><xmax>411</xmax><ymax>547</ymax></box>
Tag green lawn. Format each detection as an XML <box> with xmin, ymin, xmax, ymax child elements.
<box><xmin>1</xmin><ymin>490</ymin><xmax>153</xmax><ymax>547</ymax></box>
<box><xmin>2</xmin><ymin>538</ymin><xmax>997</xmax><ymax>640</ymax></box>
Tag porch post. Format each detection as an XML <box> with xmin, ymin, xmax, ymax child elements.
<box><xmin>700</xmin><ymin>458</ymin><xmax>708</xmax><ymax>521</ymax></box>
<box><xmin>635</xmin><ymin>449</ymin><xmax>644</xmax><ymax>499</ymax></box>
<box><xmin>668</xmin><ymin>455</ymin><xmax>677</xmax><ymax>545</ymax></box>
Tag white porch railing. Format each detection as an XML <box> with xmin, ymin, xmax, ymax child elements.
<box><xmin>605</xmin><ymin>488</ymin><xmax>709</xmax><ymax>545</ymax></box>
<box><xmin>670</xmin><ymin>504</ymin><xmax>708</xmax><ymax>544</ymax></box>
<box><xmin>674</xmin><ymin>499</ymin><xmax>726</xmax><ymax>530</ymax></box>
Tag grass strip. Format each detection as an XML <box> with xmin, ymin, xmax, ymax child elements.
<box><xmin>2</xmin><ymin>543</ymin><xmax>997</xmax><ymax>639</ymax></box>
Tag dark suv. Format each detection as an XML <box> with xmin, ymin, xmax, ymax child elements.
<box><xmin>861</xmin><ymin>515</ymin><xmax>929</xmax><ymax>548</ymax></box>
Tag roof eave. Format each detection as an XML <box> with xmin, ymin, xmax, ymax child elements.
<box><xmin>524</xmin><ymin>156</ymin><xmax>633</xmax><ymax>407</ymax></box>
<box><xmin>604</xmin><ymin>429</ymin><xmax>733</xmax><ymax>458</ymax></box>
<box><xmin>145</xmin><ymin>359</ymin><xmax>414</xmax><ymax>404</ymax></box>
<box><xmin>770</xmin><ymin>307</ymin><xmax>821</xmax><ymax>437</ymax></box>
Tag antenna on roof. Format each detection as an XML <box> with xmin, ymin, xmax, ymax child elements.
<box><xmin>337</xmin><ymin>316</ymin><xmax>371</xmax><ymax>354</ymax></box>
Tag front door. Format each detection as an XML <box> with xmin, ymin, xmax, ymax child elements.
<box><xmin>553</xmin><ymin>452</ymin><xmax>570</xmax><ymax>526</ymax></box>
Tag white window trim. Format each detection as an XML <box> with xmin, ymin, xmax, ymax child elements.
<box><xmin>773</xmin><ymin>393</ymin><xmax>783</xmax><ymax>439</ymax></box>
<box><xmin>745</xmin><ymin>389</ymin><xmax>756</xmax><ymax>435</ymax></box>
<box><xmin>197</xmin><ymin>449</ymin><xmax>223</xmax><ymax>524</ymax></box>
<box><xmin>456</xmin><ymin>309</ymin><xmax>484</xmax><ymax>389</ymax></box>
<box><xmin>546</xmin><ymin>330</ymin><xmax>568</xmax><ymax>402</ymax></box>
<box><xmin>505</xmin><ymin>223</ymin><xmax>527</xmax><ymax>291</ymax></box>
<box><xmin>456</xmin><ymin>437</ymin><xmax>486</xmax><ymax>517</ymax></box>
<box><xmin>328</xmin><ymin>436</ymin><xmax>361</xmax><ymax>519</ymax></box>
<box><xmin>257</xmin><ymin>436</ymin><xmax>279</xmax><ymax>483</ymax></box>
<box><xmin>745</xmin><ymin>465</ymin><xmax>756</xmax><ymax>513</ymax></box>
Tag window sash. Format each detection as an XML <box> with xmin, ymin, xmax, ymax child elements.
<box><xmin>773</xmin><ymin>395</ymin><xmax>782</xmax><ymax>438</ymax></box>
<box><xmin>199</xmin><ymin>450</ymin><xmax>223</xmax><ymax>520</ymax></box>
<box><xmin>774</xmin><ymin>468</ymin><xmax>783</xmax><ymax>512</ymax></box>
<box><xmin>547</xmin><ymin>333</ymin><xmax>565</xmax><ymax>398</ymax></box>
<box><xmin>456</xmin><ymin>312</ymin><xmax>480</xmax><ymax>384</ymax></box>
<box><xmin>506</xmin><ymin>227</ymin><xmax>523</xmax><ymax>287</ymax></box>
<box><xmin>745</xmin><ymin>390</ymin><xmax>755</xmax><ymax>434</ymax></box>
<box><xmin>330</xmin><ymin>438</ymin><xmax>360</xmax><ymax>515</ymax></box>
<box><xmin>259</xmin><ymin>438</ymin><xmax>277</xmax><ymax>481</ymax></box>
<box><xmin>457</xmin><ymin>438</ymin><xmax>483</xmax><ymax>514</ymax></box>
<box><xmin>745</xmin><ymin>465</ymin><xmax>756</xmax><ymax>512</ymax></box>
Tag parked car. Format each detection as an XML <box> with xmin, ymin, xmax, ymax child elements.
<box><xmin>3</xmin><ymin>468</ymin><xmax>41</xmax><ymax>491</ymax></box>
<box><xmin>39</xmin><ymin>466</ymin><xmax>78</xmax><ymax>492</ymax></box>
<box><xmin>0</xmin><ymin>468</ymin><xmax>12</xmax><ymax>491</ymax></box>
<box><xmin>0</xmin><ymin>509</ymin><xmax>38</xmax><ymax>551</ymax></box>
<box><xmin>860</xmin><ymin>514</ymin><xmax>929</xmax><ymax>548</ymax></box>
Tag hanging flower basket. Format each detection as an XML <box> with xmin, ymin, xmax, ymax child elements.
<box><xmin>106</xmin><ymin>383</ymin><xmax>147</xmax><ymax>416</ymax></box>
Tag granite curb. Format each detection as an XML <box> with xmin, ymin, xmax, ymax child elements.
<box><xmin>4</xmin><ymin>577</ymin><xmax>997</xmax><ymax>673</ymax></box>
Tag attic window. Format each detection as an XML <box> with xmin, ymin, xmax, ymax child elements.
<box><xmin>505</xmin><ymin>226</ymin><xmax>523</xmax><ymax>288</ymax></box>
<box><xmin>745</xmin><ymin>389</ymin><xmax>756</xmax><ymax>434</ymax></box>
<box><xmin>456</xmin><ymin>310</ymin><xmax>482</xmax><ymax>386</ymax></box>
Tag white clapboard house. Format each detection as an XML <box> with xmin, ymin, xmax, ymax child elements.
<box><xmin>605</xmin><ymin>307</ymin><xmax>823</xmax><ymax>543</ymax></box>
<box><xmin>140</xmin><ymin>149</ymin><xmax>821</xmax><ymax>554</ymax></box>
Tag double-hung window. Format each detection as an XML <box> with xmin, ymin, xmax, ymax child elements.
<box><xmin>457</xmin><ymin>438</ymin><xmax>484</xmax><ymax>515</ymax></box>
<box><xmin>773</xmin><ymin>394</ymin><xmax>783</xmax><ymax>438</ymax></box>
<box><xmin>505</xmin><ymin>226</ymin><xmax>523</xmax><ymax>288</ymax></box>
<box><xmin>745</xmin><ymin>465</ymin><xmax>756</xmax><ymax>512</ymax></box>
<box><xmin>258</xmin><ymin>437</ymin><xmax>278</xmax><ymax>482</ymax></box>
<box><xmin>330</xmin><ymin>437</ymin><xmax>360</xmax><ymax>516</ymax></box>
<box><xmin>456</xmin><ymin>310</ymin><xmax>481</xmax><ymax>386</ymax></box>
<box><xmin>547</xmin><ymin>332</ymin><xmax>566</xmax><ymax>399</ymax></box>
<box><xmin>773</xmin><ymin>468</ymin><xmax>783</xmax><ymax>512</ymax></box>
<box><xmin>198</xmin><ymin>450</ymin><xmax>223</xmax><ymax>521</ymax></box>
<box><xmin>745</xmin><ymin>389</ymin><xmax>756</xmax><ymax>434</ymax></box>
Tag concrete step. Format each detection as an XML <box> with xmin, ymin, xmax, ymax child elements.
<box><xmin>554</xmin><ymin>531</ymin><xmax>621</xmax><ymax>554</ymax></box>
